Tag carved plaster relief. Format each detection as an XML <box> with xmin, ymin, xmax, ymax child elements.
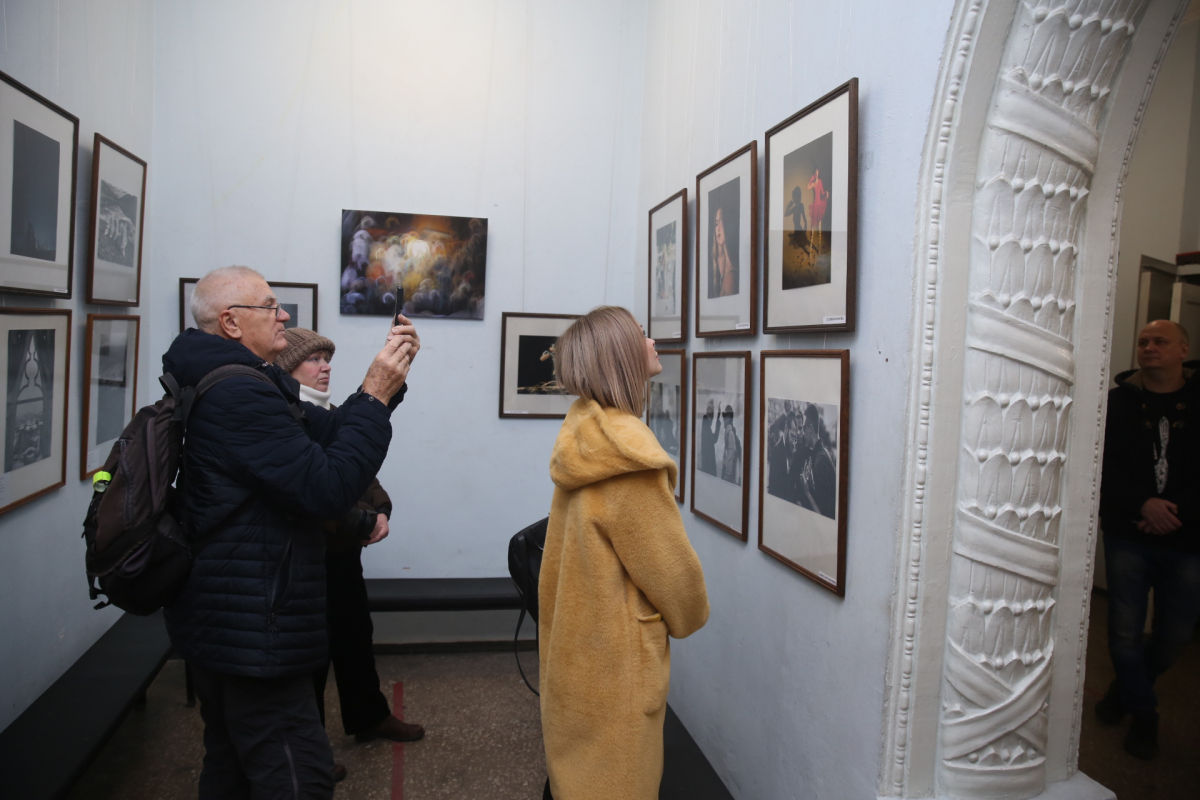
<box><xmin>939</xmin><ymin>2</ymin><xmax>1144</xmax><ymax>797</ymax></box>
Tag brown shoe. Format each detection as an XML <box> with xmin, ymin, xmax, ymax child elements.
<box><xmin>333</xmin><ymin>763</ymin><xmax>348</xmax><ymax>783</ymax></box>
<box><xmin>355</xmin><ymin>714</ymin><xmax>425</xmax><ymax>743</ymax></box>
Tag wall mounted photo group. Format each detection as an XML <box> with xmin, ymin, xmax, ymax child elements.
<box><xmin>340</xmin><ymin>210</ymin><xmax>488</xmax><ymax>320</ymax></box>
<box><xmin>180</xmin><ymin>278</ymin><xmax>318</xmax><ymax>333</ymax></box>
<box><xmin>0</xmin><ymin>70</ymin><xmax>147</xmax><ymax>306</ymax></box>
<box><xmin>646</xmin><ymin>78</ymin><xmax>857</xmax><ymax>339</ymax></box>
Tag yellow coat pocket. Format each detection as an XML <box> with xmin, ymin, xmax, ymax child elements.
<box><xmin>637</xmin><ymin>613</ymin><xmax>670</xmax><ymax>714</ymax></box>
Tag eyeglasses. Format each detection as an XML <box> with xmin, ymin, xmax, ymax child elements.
<box><xmin>227</xmin><ymin>304</ymin><xmax>285</xmax><ymax>318</ymax></box>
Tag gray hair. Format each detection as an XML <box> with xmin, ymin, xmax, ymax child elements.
<box><xmin>191</xmin><ymin>266</ymin><xmax>265</xmax><ymax>333</ymax></box>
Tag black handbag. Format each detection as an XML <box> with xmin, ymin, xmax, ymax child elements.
<box><xmin>507</xmin><ymin>516</ymin><xmax>548</xmax><ymax>695</ymax></box>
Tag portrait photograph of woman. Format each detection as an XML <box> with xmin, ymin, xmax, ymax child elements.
<box><xmin>696</xmin><ymin>142</ymin><xmax>757</xmax><ymax>336</ymax></box>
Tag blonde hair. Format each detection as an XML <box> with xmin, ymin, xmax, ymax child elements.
<box><xmin>554</xmin><ymin>306</ymin><xmax>649</xmax><ymax>417</ymax></box>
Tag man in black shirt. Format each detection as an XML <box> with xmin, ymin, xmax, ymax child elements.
<box><xmin>798</xmin><ymin>404</ymin><xmax>837</xmax><ymax>520</ymax></box>
<box><xmin>1097</xmin><ymin>319</ymin><xmax>1199</xmax><ymax>760</ymax></box>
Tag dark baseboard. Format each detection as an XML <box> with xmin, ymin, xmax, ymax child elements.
<box><xmin>374</xmin><ymin>639</ymin><xmax>537</xmax><ymax>655</ymax></box>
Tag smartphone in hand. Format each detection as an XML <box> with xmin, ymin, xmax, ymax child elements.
<box><xmin>391</xmin><ymin>287</ymin><xmax>405</xmax><ymax>327</ymax></box>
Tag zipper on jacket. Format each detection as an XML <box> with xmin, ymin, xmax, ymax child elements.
<box><xmin>267</xmin><ymin>538</ymin><xmax>294</xmax><ymax>632</ymax></box>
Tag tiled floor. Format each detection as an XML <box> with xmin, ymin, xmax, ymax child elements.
<box><xmin>66</xmin><ymin>649</ymin><xmax>546</xmax><ymax>799</ymax></box>
<box><xmin>1077</xmin><ymin>592</ymin><xmax>1200</xmax><ymax>800</ymax></box>
<box><xmin>65</xmin><ymin>596</ymin><xmax>1200</xmax><ymax>799</ymax></box>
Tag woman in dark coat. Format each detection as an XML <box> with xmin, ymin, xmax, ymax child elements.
<box><xmin>276</xmin><ymin>329</ymin><xmax>425</xmax><ymax>781</ymax></box>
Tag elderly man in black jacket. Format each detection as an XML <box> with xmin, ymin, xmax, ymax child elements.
<box><xmin>1097</xmin><ymin>319</ymin><xmax>1198</xmax><ymax>761</ymax></box>
<box><xmin>162</xmin><ymin>265</ymin><xmax>418</xmax><ymax>799</ymax></box>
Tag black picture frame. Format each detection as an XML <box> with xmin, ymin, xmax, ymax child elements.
<box><xmin>86</xmin><ymin>133</ymin><xmax>147</xmax><ymax>306</ymax></box>
<box><xmin>0</xmin><ymin>70</ymin><xmax>80</xmax><ymax>299</ymax></box>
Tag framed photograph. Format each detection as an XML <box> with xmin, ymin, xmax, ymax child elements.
<box><xmin>180</xmin><ymin>278</ymin><xmax>318</xmax><ymax>332</ymax></box>
<box><xmin>764</xmin><ymin>78</ymin><xmax>858</xmax><ymax>333</ymax></box>
<box><xmin>81</xmin><ymin>315</ymin><xmax>139</xmax><ymax>480</ymax></box>
<box><xmin>340</xmin><ymin>209</ymin><xmax>487</xmax><ymax>320</ymax></box>
<box><xmin>0</xmin><ymin>70</ymin><xmax>80</xmax><ymax>298</ymax></box>
<box><xmin>499</xmin><ymin>312</ymin><xmax>580</xmax><ymax>418</ymax></box>
<box><xmin>696</xmin><ymin>142</ymin><xmax>757</xmax><ymax>336</ymax></box>
<box><xmin>647</xmin><ymin>189</ymin><xmax>688</xmax><ymax>344</ymax></box>
<box><xmin>0</xmin><ymin>308</ymin><xmax>70</xmax><ymax>515</ymax></box>
<box><xmin>691</xmin><ymin>351</ymin><xmax>751</xmax><ymax>540</ymax></box>
<box><xmin>758</xmin><ymin>350</ymin><xmax>849</xmax><ymax>595</ymax></box>
<box><xmin>86</xmin><ymin>134</ymin><xmax>146</xmax><ymax>305</ymax></box>
<box><xmin>646</xmin><ymin>349</ymin><xmax>687</xmax><ymax>504</ymax></box>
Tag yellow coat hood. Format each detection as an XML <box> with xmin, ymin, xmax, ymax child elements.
<box><xmin>549</xmin><ymin>398</ymin><xmax>677</xmax><ymax>491</ymax></box>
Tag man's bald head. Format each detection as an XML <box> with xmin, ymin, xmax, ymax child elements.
<box><xmin>191</xmin><ymin>266</ymin><xmax>266</xmax><ymax>333</ymax></box>
<box><xmin>1136</xmin><ymin>318</ymin><xmax>1190</xmax><ymax>383</ymax></box>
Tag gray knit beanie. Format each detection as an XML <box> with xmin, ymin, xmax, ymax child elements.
<box><xmin>275</xmin><ymin>328</ymin><xmax>336</xmax><ymax>374</ymax></box>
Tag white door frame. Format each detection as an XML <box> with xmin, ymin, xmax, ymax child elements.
<box><xmin>880</xmin><ymin>1</ymin><xmax>1190</xmax><ymax>797</ymax></box>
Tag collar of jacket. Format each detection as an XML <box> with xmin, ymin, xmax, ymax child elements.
<box><xmin>550</xmin><ymin>398</ymin><xmax>676</xmax><ymax>492</ymax></box>
<box><xmin>297</xmin><ymin>383</ymin><xmax>332</xmax><ymax>409</ymax></box>
<box><xmin>1112</xmin><ymin>359</ymin><xmax>1198</xmax><ymax>396</ymax></box>
<box><xmin>161</xmin><ymin>327</ymin><xmax>301</xmax><ymax>402</ymax></box>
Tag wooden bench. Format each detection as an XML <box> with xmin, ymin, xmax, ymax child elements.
<box><xmin>0</xmin><ymin>610</ymin><xmax>172</xmax><ymax>800</ymax></box>
<box><xmin>365</xmin><ymin>577</ymin><xmax>522</xmax><ymax>612</ymax></box>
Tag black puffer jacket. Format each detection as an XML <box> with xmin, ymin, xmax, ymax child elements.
<box><xmin>162</xmin><ymin>330</ymin><xmax>403</xmax><ymax>677</ymax></box>
<box><xmin>1100</xmin><ymin>360</ymin><xmax>1198</xmax><ymax>553</ymax></box>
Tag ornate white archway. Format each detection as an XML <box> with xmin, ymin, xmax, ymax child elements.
<box><xmin>880</xmin><ymin>1</ymin><xmax>1191</xmax><ymax>798</ymax></box>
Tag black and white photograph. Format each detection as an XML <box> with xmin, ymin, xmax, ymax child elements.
<box><xmin>763</xmin><ymin>398</ymin><xmax>838</xmax><ymax>519</ymax></box>
<box><xmin>758</xmin><ymin>350</ymin><xmax>849</xmax><ymax>595</ymax></box>
<box><xmin>691</xmin><ymin>351</ymin><xmax>751</xmax><ymax>540</ymax></box>
<box><xmin>87</xmin><ymin>134</ymin><xmax>147</xmax><ymax>305</ymax></box>
<box><xmin>82</xmin><ymin>315</ymin><xmax>139</xmax><ymax>480</ymax></box>
<box><xmin>6</xmin><ymin>328</ymin><xmax>55</xmax><ymax>473</ymax></box>
<box><xmin>646</xmin><ymin>349</ymin><xmax>686</xmax><ymax>503</ymax></box>
<box><xmin>696</xmin><ymin>142</ymin><xmax>756</xmax><ymax>336</ymax></box>
<box><xmin>0</xmin><ymin>308</ymin><xmax>69</xmax><ymax>516</ymax></box>
<box><xmin>647</xmin><ymin>190</ymin><xmax>687</xmax><ymax>344</ymax></box>
<box><xmin>0</xmin><ymin>70</ymin><xmax>79</xmax><ymax>298</ymax></box>
<box><xmin>765</xmin><ymin>79</ymin><xmax>857</xmax><ymax>333</ymax></box>
<box><xmin>180</xmin><ymin>278</ymin><xmax>317</xmax><ymax>332</ymax></box>
<box><xmin>499</xmin><ymin>312</ymin><xmax>579</xmax><ymax>418</ymax></box>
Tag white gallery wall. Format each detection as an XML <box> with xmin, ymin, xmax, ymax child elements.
<box><xmin>149</xmin><ymin>0</ymin><xmax>647</xmax><ymax>580</ymax></box>
<box><xmin>0</xmin><ymin>1</ymin><xmax>154</xmax><ymax>732</ymax></box>
<box><xmin>1110</xmin><ymin>16</ymin><xmax>1200</xmax><ymax>377</ymax></box>
<box><xmin>633</xmin><ymin>1</ymin><xmax>955</xmax><ymax>798</ymax></box>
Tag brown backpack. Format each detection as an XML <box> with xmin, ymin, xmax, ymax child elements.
<box><xmin>82</xmin><ymin>365</ymin><xmax>290</xmax><ymax>615</ymax></box>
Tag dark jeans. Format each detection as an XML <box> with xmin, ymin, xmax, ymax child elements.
<box><xmin>313</xmin><ymin>546</ymin><xmax>391</xmax><ymax>735</ymax></box>
<box><xmin>1105</xmin><ymin>533</ymin><xmax>1200</xmax><ymax>713</ymax></box>
<box><xmin>190</xmin><ymin>662</ymin><xmax>334</xmax><ymax>800</ymax></box>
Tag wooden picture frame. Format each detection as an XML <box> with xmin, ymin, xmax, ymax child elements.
<box><xmin>690</xmin><ymin>351</ymin><xmax>752</xmax><ymax>540</ymax></box>
<box><xmin>696</xmin><ymin>142</ymin><xmax>757</xmax><ymax>337</ymax></box>
<box><xmin>646</xmin><ymin>348</ymin><xmax>687</xmax><ymax>504</ymax></box>
<box><xmin>499</xmin><ymin>312</ymin><xmax>580</xmax><ymax>419</ymax></box>
<box><xmin>0</xmin><ymin>70</ymin><xmax>79</xmax><ymax>299</ymax></box>
<box><xmin>86</xmin><ymin>134</ymin><xmax>147</xmax><ymax>306</ymax></box>
<box><xmin>758</xmin><ymin>350</ymin><xmax>849</xmax><ymax>595</ymax></box>
<box><xmin>0</xmin><ymin>307</ymin><xmax>71</xmax><ymax>515</ymax></box>
<box><xmin>764</xmin><ymin>78</ymin><xmax>858</xmax><ymax>333</ymax></box>
<box><xmin>81</xmin><ymin>314</ymin><xmax>140</xmax><ymax>480</ymax></box>
<box><xmin>180</xmin><ymin>278</ymin><xmax>319</xmax><ymax>332</ymax></box>
<box><xmin>647</xmin><ymin>189</ymin><xmax>688</xmax><ymax>344</ymax></box>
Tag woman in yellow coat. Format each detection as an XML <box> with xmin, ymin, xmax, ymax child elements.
<box><xmin>540</xmin><ymin>306</ymin><xmax>710</xmax><ymax>800</ymax></box>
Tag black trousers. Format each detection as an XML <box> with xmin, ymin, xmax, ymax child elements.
<box><xmin>313</xmin><ymin>546</ymin><xmax>391</xmax><ymax>735</ymax></box>
<box><xmin>190</xmin><ymin>662</ymin><xmax>334</xmax><ymax>800</ymax></box>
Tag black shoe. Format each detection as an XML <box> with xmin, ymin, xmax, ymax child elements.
<box><xmin>354</xmin><ymin>714</ymin><xmax>425</xmax><ymax>743</ymax></box>
<box><xmin>333</xmin><ymin>763</ymin><xmax>348</xmax><ymax>783</ymax></box>
<box><xmin>1095</xmin><ymin>682</ymin><xmax>1126</xmax><ymax>725</ymax></box>
<box><xmin>1124</xmin><ymin>711</ymin><xmax>1159</xmax><ymax>760</ymax></box>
